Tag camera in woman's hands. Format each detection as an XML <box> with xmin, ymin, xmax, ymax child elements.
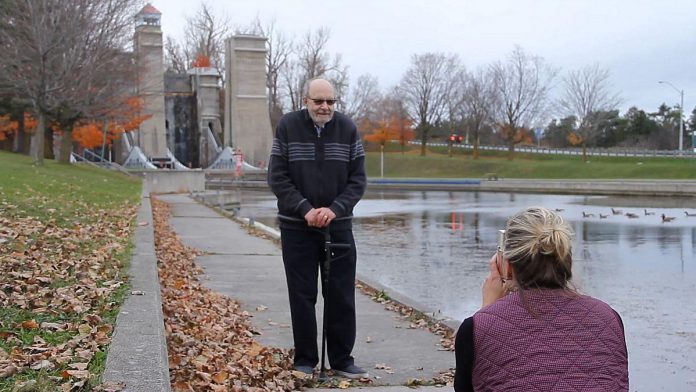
<box><xmin>496</xmin><ymin>229</ymin><xmax>508</xmax><ymax>280</ymax></box>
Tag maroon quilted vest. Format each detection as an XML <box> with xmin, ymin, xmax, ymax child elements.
<box><xmin>472</xmin><ymin>289</ymin><xmax>628</xmax><ymax>391</ymax></box>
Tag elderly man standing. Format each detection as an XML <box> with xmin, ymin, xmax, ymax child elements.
<box><xmin>268</xmin><ymin>78</ymin><xmax>367</xmax><ymax>378</ymax></box>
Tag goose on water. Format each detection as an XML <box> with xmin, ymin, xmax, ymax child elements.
<box><xmin>661</xmin><ymin>214</ymin><xmax>676</xmax><ymax>223</ymax></box>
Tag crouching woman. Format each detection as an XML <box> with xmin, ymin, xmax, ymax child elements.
<box><xmin>454</xmin><ymin>207</ymin><xmax>628</xmax><ymax>391</ymax></box>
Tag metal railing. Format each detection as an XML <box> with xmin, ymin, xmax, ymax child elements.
<box><xmin>71</xmin><ymin>150</ymin><xmax>133</xmax><ymax>176</ymax></box>
<box><xmin>407</xmin><ymin>141</ymin><xmax>696</xmax><ymax>158</ymax></box>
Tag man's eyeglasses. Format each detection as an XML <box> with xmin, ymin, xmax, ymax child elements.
<box><xmin>307</xmin><ymin>97</ymin><xmax>337</xmax><ymax>106</ymax></box>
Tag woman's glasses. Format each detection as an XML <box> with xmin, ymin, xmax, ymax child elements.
<box><xmin>307</xmin><ymin>97</ymin><xmax>337</xmax><ymax>106</ymax></box>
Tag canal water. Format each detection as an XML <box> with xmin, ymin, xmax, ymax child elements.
<box><xmin>234</xmin><ymin>189</ymin><xmax>696</xmax><ymax>391</ymax></box>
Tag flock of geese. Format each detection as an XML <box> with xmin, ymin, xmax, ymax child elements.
<box><xmin>555</xmin><ymin>207</ymin><xmax>696</xmax><ymax>223</ymax></box>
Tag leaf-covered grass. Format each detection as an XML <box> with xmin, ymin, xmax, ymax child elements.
<box><xmin>0</xmin><ymin>151</ymin><xmax>141</xmax><ymax>391</ymax></box>
<box><xmin>365</xmin><ymin>144</ymin><xmax>696</xmax><ymax>179</ymax></box>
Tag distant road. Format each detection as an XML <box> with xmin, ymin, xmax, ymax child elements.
<box><xmin>411</xmin><ymin>141</ymin><xmax>696</xmax><ymax>158</ymax></box>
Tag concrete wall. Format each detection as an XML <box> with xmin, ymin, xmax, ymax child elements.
<box><xmin>164</xmin><ymin>73</ymin><xmax>197</xmax><ymax>167</ymax></box>
<box><xmin>191</xmin><ymin>69</ymin><xmax>222</xmax><ymax>136</ymax></box>
<box><xmin>141</xmin><ymin>170</ymin><xmax>206</xmax><ymax>194</ymax></box>
<box><xmin>478</xmin><ymin>179</ymin><xmax>696</xmax><ymax>197</ymax></box>
<box><xmin>224</xmin><ymin>35</ymin><xmax>273</xmax><ymax>167</ymax></box>
<box><xmin>365</xmin><ymin>178</ymin><xmax>696</xmax><ymax>197</ymax></box>
<box><xmin>164</xmin><ymin>72</ymin><xmax>191</xmax><ymax>93</ymax></box>
<box><xmin>135</xmin><ymin>24</ymin><xmax>168</xmax><ymax>159</ymax></box>
<box><xmin>103</xmin><ymin>196</ymin><xmax>171</xmax><ymax>392</ymax></box>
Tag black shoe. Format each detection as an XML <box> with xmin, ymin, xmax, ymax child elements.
<box><xmin>293</xmin><ymin>365</ymin><xmax>314</xmax><ymax>376</ymax></box>
<box><xmin>333</xmin><ymin>364</ymin><xmax>368</xmax><ymax>379</ymax></box>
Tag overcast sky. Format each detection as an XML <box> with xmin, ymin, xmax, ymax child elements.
<box><xmin>154</xmin><ymin>0</ymin><xmax>695</xmax><ymax>119</ymax></box>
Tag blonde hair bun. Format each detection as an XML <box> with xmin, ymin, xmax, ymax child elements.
<box><xmin>503</xmin><ymin>207</ymin><xmax>574</xmax><ymax>289</ymax></box>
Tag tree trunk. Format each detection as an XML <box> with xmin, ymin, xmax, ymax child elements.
<box><xmin>44</xmin><ymin>126</ymin><xmax>55</xmax><ymax>160</ymax></box>
<box><xmin>507</xmin><ymin>140</ymin><xmax>515</xmax><ymax>161</ymax></box>
<box><xmin>380</xmin><ymin>144</ymin><xmax>384</xmax><ymax>178</ymax></box>
<box><xmin>30</xmin><ymin>112</ymin><xmax>46</xmax><ymax>165</ymax></box>
<box><xmin>473</xmin><ymin>136</ymin><xmax>480</xmax><ymax>160</ymax></box>
<box><xmin>15</xmin><ymin>114</ymin><xmax>30</xmax><ymax>154</ymax></box>
<box><xmin>582</xmin><ymin>143</ymin><xmax>588</xmax><ymax>162</ymax></box>
<box><xmin>419</xmin><ymin>123</ymin><xmax>428</xmax><ymax>156</ymax></box>
<box><xmin>100</xmin><ymin>122</ymin><xmax>109</xmax><ymax>161</ymax></box>
<box><xmin>58</xmin><ymin>126</ymin><xmax>73</xmax><ymax>163</ymax></box>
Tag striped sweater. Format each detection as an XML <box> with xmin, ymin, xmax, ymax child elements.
<box><xmin>268</xmin><ymin>109</ymin><xmax>366</xmax><ymax>230</ymax></box>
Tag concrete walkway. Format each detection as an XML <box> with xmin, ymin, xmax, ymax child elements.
<box><xmin>157</xmin><ymin>194</ymin><xmax>454</xmax><ymax>390</ymax></box>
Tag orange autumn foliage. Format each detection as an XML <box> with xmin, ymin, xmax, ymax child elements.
<box><xmin>0</xmin><ymin>112</ymin><xmax>38</xmax><ymax>141</ymax></box>
<box><xmin>191</xmin><ymin>54</ymin><xmax>211</xmax><ymax>68</ymax></box>
<box><xmin>363</xmin><ymin>116</ymin><xmax>414</xmax><ymax>147</ymax></box>
<box><xmin>69</xmin><ymin>97</ymin><xmax>151</xmax><ymax>149</ymax></box>
<box><xmin>567</xmin><ymin>131</ymin><xmax>583</xmax><ymax>146</ymax></box>
<box><xmin>0</xmin><ymin>114</ymin><xmax>11</xmax><ymax>141</ymax></box>
<box><xmin>72</xmin><ymin>122</ymin><xmax>104</xmax><ymax>148</ymax></box>
<box><xmin>499</xmin><ymin>124</ymin><xmax>531</xmax><ymax>144</ymax></box>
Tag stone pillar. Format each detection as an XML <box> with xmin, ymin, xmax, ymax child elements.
<box><xmin>190</xmin><ymin>67</ymin><xmax>222</xmax><ymax>166</ymax></box>
<box><xmin>133</xmin><ymin>5</ymin><xmax>168</xmax><ymax>159</ymax></box>
<box><xmin>224</xmin><ymin>35</ymin><xmax>273</xmax><ymax>168</ymax></box>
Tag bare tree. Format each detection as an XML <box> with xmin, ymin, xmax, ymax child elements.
<box><xmin>281</xmin><ymin>27</ymin><xmax>348</xmax><ymax>112</ymax></box>
<box><xmin>440</xmin><ymin>67</ymin><xmax>466</xmax><ymax>157</ymax></box>
<box><xmin>558</xmin><ymin>63</ymin><xmax>621</xmax><ymax>161</ymax></box>
<box><xmin>490</xmin><ymin>46</ymin><xmax>556</xmax><ymax>159</ymax></box>
<box><xmin>182</xmin><ymin>2</ymin><xmax>231</xmax><ymax>74</ymax></box>
<box><xmin>0</xmin><ymin>0</ymin><xmax>141</xmax><ymax>164</ymax></box>
<box><xmin>164</xmin><ymin>36</ymin><xmax>188</xmax><ymax>73</ymax></box>
<box><xmin>455</xmin><ymin>67</ymin><xmax>497</xmax><ymax>159</ymax></box>
<box><xmin>399</xmin><ymin>52</ymin><xmax>460</xmax><ymax>156</ymax></box>
<box><xmin>380</xmin><ymin>88</ymin><xmax>413</xmax><ymax>154</ymax></box>
<box><xmin>343</xmin><ymin>73</ymin><xmax>381</xmax><ymax>125</ymax></box>
<box><xmin>251</xmin><ymin>18</ymin><xmax>292</xmax><ymax>131</ymax></box>
<box><xmin>281</xmin><ymin>60</ymin><xmax>303</xmax><ymax>112</ymax></box>
<box><xmin>330</xmin><ymin>56</ymin><xmax>350</xmax><ymax>112</ymax></box>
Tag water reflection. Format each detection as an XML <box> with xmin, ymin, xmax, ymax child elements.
<box><xmin>236</xmin><ymin>189</ymin><xmax>696</xmax><ymax>391</ymax></box>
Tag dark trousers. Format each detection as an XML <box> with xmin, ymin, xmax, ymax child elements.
<box><xmin>280</xmin><ymin>227</ymin><xmax>357</xmax><ymax>369</ymax></box>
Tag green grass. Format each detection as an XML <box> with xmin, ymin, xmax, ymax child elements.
<box><xmin>365</xmin><ymin>144</ymin><xmax>696</xmax><ymax>179</ymax></box>
<box><xmin>0</xmin><ymin>150</ymin><xmax>141</xmax><ymax>391</ymax></box>
<box><xmin>0</xmin><ymin>151</ymin><xmax>141</xmax><ymax>225</ymax></box>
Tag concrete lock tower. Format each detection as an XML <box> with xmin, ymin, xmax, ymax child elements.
<box><xmin>189</xmin><ymin>67</ymin><xmax>222</xmax><ymax>167</ymax></box>
<box><xmin>133</xmin><ymin>4</ymin><xmax>168</xmax><ymax>163</ymax></box>
<box><xmin>224</xmin><ymin>35</ymin><xmax>273</xmax><ymax>167</ymax></box>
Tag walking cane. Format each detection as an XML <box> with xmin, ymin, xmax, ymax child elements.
<box><xmin>318</xmin><ymin>227</ymin><xmax>351</xmax><ymax>381</ymax></box>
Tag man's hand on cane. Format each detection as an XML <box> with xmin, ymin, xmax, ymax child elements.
<box><xmin>314</xmin><ymin>207</ymin><xmax>336</xmax><ymax>228</ymax></box>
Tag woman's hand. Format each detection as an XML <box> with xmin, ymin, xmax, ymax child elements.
<box><xmin>482</xmin><ymin>253</ymin><xmax>508</xmax><ymax>308</ymax></box>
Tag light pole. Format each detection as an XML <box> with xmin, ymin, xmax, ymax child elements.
<box><xmin>658</xmin><ymin>80</ymin><xmax>684</xmax><ymax>153</ymax></box>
